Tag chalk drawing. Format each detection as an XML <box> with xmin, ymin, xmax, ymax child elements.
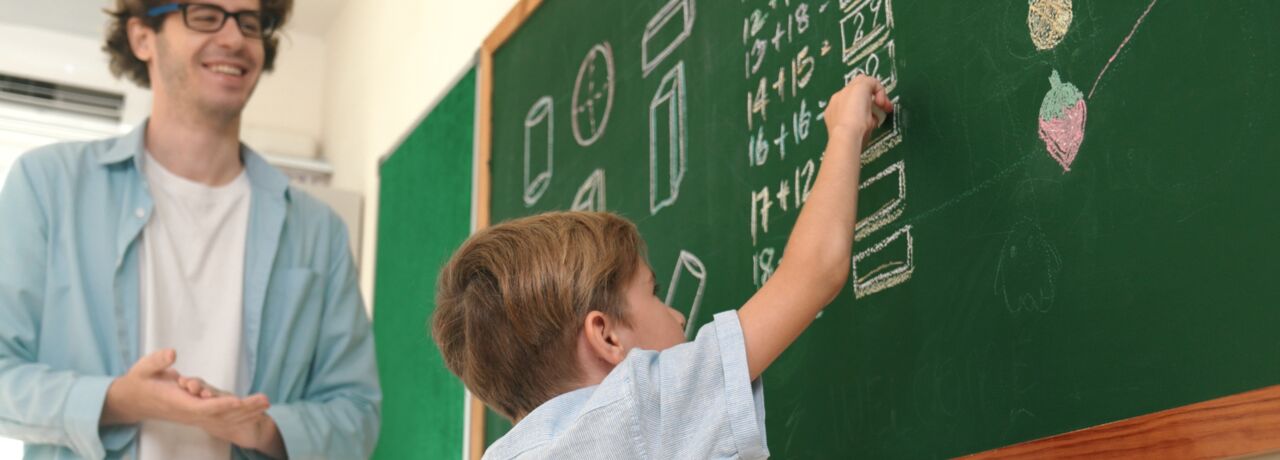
<box><xmin>750</xmin><ymin>184</ymin><xmax>773</xmax><ymax>246</ymax></box>
<box><xmin>860</xmin><ymin>97</ymin><xmax>903</xmax><ymax>165</ymax></box>
<box><xmin>523</xmin><ymin>96</ymin><xmax>553</xmax><ymax>206</ymax></box>
<box><xmin>571</xmin><ymin>169</ymin><xmax>606</xmax><ymax>212</ymax></box>
<box><xmin>853</xmin><ymin>224</ymin><xmax>914</xmax><ymax>298</ymax></box>
<box><xmin>752</xmin><ymin>247</ymin><xmax>777</xmax><ymax>290</ymax></box>
<box><xmin>1038</xmin><ymin>70</ymin><xmax>1086</xmax><ymax>172</ymax></box>
<box><xmin>642</xmin><ymin>0</ymin><xmax>696</xmax><ymax>78</ymax></box>
<box><xmin>855</xmin><ymin>160</ymin><xmax>906</xmax><ymax>242</ymax></box>
<box><xmin>649</xmin><ymin>62</ymin><xmax>688</xmax><ymax>215</ymax></box>
<box><xmin>572</xmin><ymin>43</ymin><xmax>615</xmax><ymax>147</ymax></box>
<box><xmin>1027</xmin><ymin>0</ymin><xmax>1072</xmax><ymax>50</ymax></box>
<box><xmin>1088</xmin><ymin>0</ymin><xmax>1159</xmax><ymax>99</ymax></box>
<box><xmin>665</xmin><ymin>250</ymin><xmax>707</xmax><ymax>339</ymax></box>
<box><xmin>839</xmin><ymin>0</ymin><xmax>894</xmax><ymax>65</ymax></box>
<box><xmin>994</xmin><ymin>219</ymin><xmax>1062</xmax><ymax>314</ymax></box>
<box><xmin>843</xmin><ymin>40</ymin><xmax>897</xmax><ymax>94</ymax></box>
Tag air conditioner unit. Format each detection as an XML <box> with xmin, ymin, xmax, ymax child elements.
<box><xmin>0</xmin><ymin>72</ymin><xmax>124</xmax><ymax>145</ymax></box>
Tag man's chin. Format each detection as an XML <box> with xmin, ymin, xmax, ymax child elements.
<box><xmin>198</xmin><ymin>98</ymin><xmax>250</xmax><ymax>121</ymax></box>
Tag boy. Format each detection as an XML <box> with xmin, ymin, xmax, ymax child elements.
<box><xmin>432</xmin><ymin>76</ymin><xmax>892</xmax><ymax>458</ymax></box>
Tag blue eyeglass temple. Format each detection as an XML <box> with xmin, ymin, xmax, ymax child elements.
<box><xmin>146</xmin><ymin>3</ymin><xmax>182</xmax><ymax>17</ymax></box>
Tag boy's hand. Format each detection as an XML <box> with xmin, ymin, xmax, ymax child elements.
<box><xmin>823</xmin><ymin>75</ymin><xmax>893</xmax><ymax>146</ymax></box>
<box><xmin>738</xmin><ymin>77</ymin><xmax>895</xmax><ymax>381</ymax></box>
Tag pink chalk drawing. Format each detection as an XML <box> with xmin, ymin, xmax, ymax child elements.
<box><xmin>1089</xmin><ymin>0</ymin><xmax>1159</xmax><ymax>99</ymax></box>
<box><xmin>1038</xmin><ymin>70</ymin><xmax>1087</xmax><ymax>172</ymax></box>
<box><xmin>1031</xmin><ymin>0</ymin><xmax>1158</xmax><ymax>173</ymax></box>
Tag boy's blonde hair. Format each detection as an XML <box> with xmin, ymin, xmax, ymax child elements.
<box><xmin>432</xmin><ymin>211</ymin><xmax>646</xmax><ymax>420</ymax></box>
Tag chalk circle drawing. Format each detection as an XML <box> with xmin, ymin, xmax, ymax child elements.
<box><xmin>994</xmin><ymin>219</ymin><xmax>1062</xmax><ymax>314</ymax></box>
<box><xmin>571</xmin><ymin>169</ymin><xmax>606</xmax><ymax>212</ymax></box>
<box><xmin>855</xmin><ymin>160</ymin><xmax>906</xmax><ymax>242</ymax></box>
<box><xmin>1027</xmin><ymin>0</ymin><xmax>1072</xmax><ymax>50</ymax></box>
<box><xmin>1038</xmin><ymin>70</ymin><xmax>1087</xmax><ymax>172</ymax></box>
<box><xmin>572</xmin><ymin>43</ymin><xmax>615</xmax><ymax>147</ymax></box>
<box><xmin>523</xmin><ymin>96</ymin><xmax>554</xmax><ymax>206</ymax></box>
<box><xmin>852</xmin><ymin>224</ymin><xmax>914</xmax><ymax>299</ymax></box>
<box><xmin>642</xmin><ymin>0</ymin><xmax>696</xmax><ymax>78</ymax></box>
<box><xmin>649</xmin><ymin>61</ymin><xmax>688</xmax><ymax>215</ymax></box>
<box><xmin>664</xmin><ymin>250</ymin><xmax>707</xmax><ymax>339</ymax></box>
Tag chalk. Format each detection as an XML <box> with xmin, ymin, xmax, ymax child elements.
<box><xmin>871</xmin><ymin>104</ymin><xmax>888</xmax><ymax>128</ymax></box>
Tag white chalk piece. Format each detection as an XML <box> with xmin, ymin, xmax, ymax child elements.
<box><xmin>872</xmin><ymin>104</ymin><xmax>888</xmax><ymax>128</ymax></box>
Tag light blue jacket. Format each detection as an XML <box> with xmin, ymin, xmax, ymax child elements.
<box><xmin>0</xmin><ymin>122</ymin><xmax>381</xmax><ymax>459</ymax></box>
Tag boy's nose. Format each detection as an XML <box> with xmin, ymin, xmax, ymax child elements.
<box><xmin>669</xmin><ymin>308</ymin><xmax>686</xmax><ymax>327</ymax></box>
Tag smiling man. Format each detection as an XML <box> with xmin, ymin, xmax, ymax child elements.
<box><xmin>0</xmin><ymin>1</ymin><xmax>380</xmax><ymax>459</ymax></box>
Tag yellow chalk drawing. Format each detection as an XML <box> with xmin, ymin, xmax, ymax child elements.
<box><xmin>1028</xmin><ymin>0</ymin><xmax>1072</xmax><ymax>50</ymax></box>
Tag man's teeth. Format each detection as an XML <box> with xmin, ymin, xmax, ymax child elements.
<box><xmin>209</xmin><ymin>65</ymin><xmax>244</xmax><ymax>76</ymax></box>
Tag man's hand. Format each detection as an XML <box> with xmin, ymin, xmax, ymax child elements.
<box><xmin>101</xmin><ymin>349</ymin><xmax>268</xmax><ymax>427</ymax></box>
<box><xmin>177</xmin><ymin>375</ymin><xmax>287</xmax><ymax>458</ymax></box>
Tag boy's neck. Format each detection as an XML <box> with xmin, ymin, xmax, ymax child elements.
<box><xmin>574</xmin><ymin>333</ymin><xmax>615</xmax><ymax>387</ymax></box>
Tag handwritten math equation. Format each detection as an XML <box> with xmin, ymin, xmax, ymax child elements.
<box><xmin>742</xmin><ymin>0</ymin><xmax>915</xmax><ymax>299</ymax></box>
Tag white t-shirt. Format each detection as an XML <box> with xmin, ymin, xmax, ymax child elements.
<box><xmin>137</xmin><ymin>153</ymin><xmax>251</xmax><ymax>460</ymax></box>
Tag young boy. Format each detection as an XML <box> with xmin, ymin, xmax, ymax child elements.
<box><xmin>432</xmin><ymin>76</ymin><xmax>892</xmax><ymax>459</ymax></box>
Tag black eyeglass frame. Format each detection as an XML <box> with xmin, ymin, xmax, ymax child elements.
<box><xmin>146</xmin><ymin>2</ymin><xmax>279</xmax><ymax>39</ymax></box>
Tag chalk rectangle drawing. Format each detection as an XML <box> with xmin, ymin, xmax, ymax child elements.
<box><xmin>649</xmin><ymin>61</ymin><xmax>688</xmax><ymax>215</ymax></box>
<box><xmin>843</xmin><ymin>40</ymin><xmax>898</xmax><ymax>94</ymax></box>
<box><xmin>855</xmin><ymin>160</ymin><xmax>906</xmax><ymax>242</ymax></box>
<box><xmin>840</xmin><ymin>0</ymin><xmax>895</xmax><ymax>65</ymax></box>
<box><xmin>852</xmin><ymin>224</ymin><xmax>914</xmax><ymax>298</ymax></box>
<box><xmin>642</xmin><ymin>0</ymin><xmax>696</xmax><ymax>78</ymax></box>
<box><xmin>571</xmin><ymin>169</ymin><xmax>606</xmax><ymax>212</ymax></box>
<box><xmin>665</xmin><ymin>250</ymin><xmax>707</xmax><ymax>339</ymax></box>
<box><xmin>523</xmin><ymin>96</ymin><xmax>554</xmax><ymax>207</ymax></box>
<box><xmin>857</xmin><ymin>97</ymin><xmax>902</xmax><ymax>165</ymax></box>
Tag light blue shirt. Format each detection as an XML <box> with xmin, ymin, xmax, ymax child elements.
<box><xmin>484</xmin><ymin>311</ymin><xmax>770</xmax><ymax>459</ymax></box>
<box><xmin>0</xmin><ymin>122</ymin><xmax>381</xmax><ymax>459</ymax></box>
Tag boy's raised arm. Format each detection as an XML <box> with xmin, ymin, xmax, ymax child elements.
<box><xmin>737</xmin><ymin>76</ymin><xmax>893</xmax><ymax>380</ymax></box>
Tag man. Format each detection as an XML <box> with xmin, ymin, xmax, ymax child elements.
<box><xmin>0</xmin><ymin>0</ymin><xmax>380</xmax><ymax>458</ymax></box>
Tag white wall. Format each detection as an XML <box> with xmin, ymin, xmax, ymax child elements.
<box><xmin>0</xmin><ymin>22</ymin><xmax>152</xmax><ymax>129</ymax></box>
<box><xmin>323</xmin><ymin>0</ymin><xmax>518</xmax><ymax>309</ymax></box>
<box><xmin>243</xmin><ymin>32</ymin><xmax>327</xmax><ymax>158</ymax></box>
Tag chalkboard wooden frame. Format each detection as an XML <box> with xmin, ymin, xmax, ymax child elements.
<box><xmin>964</xmin><ymin>385</ymin><xmax>1280</xmax><ymax>459</ymax></box>
<box><xmin>473</xmin><ymin>1</ymin><xmax>545</xmax><ymax>459</ymax></box>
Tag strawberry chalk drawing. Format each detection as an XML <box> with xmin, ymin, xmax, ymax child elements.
<box><xmin>1038</xmin><ymin>70</ymin><xmax>1087</xmax><ymax>172</ymax></box>
<box><xmin>1027</xmin><ymin>0</ymin><xmax>1073</xmax><ymax>50</ymax></box>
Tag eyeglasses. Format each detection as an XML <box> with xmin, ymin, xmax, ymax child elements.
<box><xmin>146</xmin><ymin>2</ymin><xmax>278</xmax><ymax>39</ymax></box>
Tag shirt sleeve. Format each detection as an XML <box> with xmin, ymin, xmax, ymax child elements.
<box><xmin>266</xmin><ymin>218</ymin><xmax>381</xmax><ymax>460</ymax></box>
<box><xmin>621</xmin><ymin>310</ymin><xmax>769</xmax><ymax>459</ymax></box>
<box><xmin>0</xmin><ymin>156</ymin><xmax>118</xmax><ymax>459</ymax></box>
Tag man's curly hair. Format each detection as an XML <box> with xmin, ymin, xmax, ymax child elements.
<box><xmin>102</xmin><ymin>0</ymin><xmax>293</xmax><ymax>88</ymax></box>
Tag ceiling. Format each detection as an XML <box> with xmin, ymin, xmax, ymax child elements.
<box><xmin>0</xmin><ymin>0</ymin><xmax>348</xmax><ymax>39</ymax></box>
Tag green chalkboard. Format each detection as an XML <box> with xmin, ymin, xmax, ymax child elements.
<box><xmin>485</xmin><ymin>1</ymin><xmax>1280</xmax><ymax>457</ymax></box>
<box><xmin>372</xmin><ymin>66</ymin><xmax>475</xmax><ymax>460</ymax></box>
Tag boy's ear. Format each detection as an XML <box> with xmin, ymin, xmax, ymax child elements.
<box><xmin>583</xmin><ymin>311</ymin><xmax>628</xmax><ymax>366</ymax></box>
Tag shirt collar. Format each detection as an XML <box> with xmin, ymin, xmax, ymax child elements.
<box><xmin>99</xmin><ymin>119</ymin><xmax>291</xmax><ymax>199</ymax></box>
